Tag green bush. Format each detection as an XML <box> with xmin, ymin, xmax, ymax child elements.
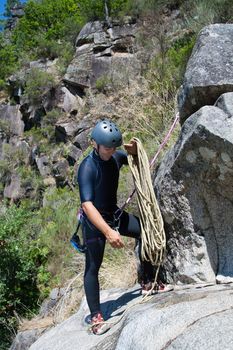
<box><xmin>4</xmin><ymin>0</ymin><xmax>20</xmax><ymax>17</ymax></box>
<box><xmin>56</xmin><ymin>42</ymin><xmax>75</xmax><ymax>74</ymax></box>
<box><xmin>23</xmin><ymin>68</ymin><xmax>56</xmax><ymax>105</ymax></box>
<box><xmin>12</xmin><ymin>0</ymin><xmax>81</xmax><ymax>50</ymax></box>
<box><xmin>95</xmin><ymin>75</ymin><xmax>111</xmax><ymax>92</ymax></box>
<box><xmin>166</xmin><ymin>34</ymin><xmax>196</xmax><ymax>84</ymax></box>
<box><xmin>33</xmin><ymin>187</ymin><xmax>80</xmax><ymax>294</ymax></box>
<box><xmin>0</xmin><ymin>204</ymin><xmax>42</xmax><ymax>348</ymax></box>
<box><xmin>0</xmin><ymin>34</ymin><xmax>18</xmax><ymax>82</ymax></box>
<box><xmin>181</xmin><ymin>0</ymin><xmax>233</xmax><ymax>32</ymax></box>
<box><xmin>0</xmin><ymin>186</ymin><xmax>80</xmax><ymax>347</ymax></box>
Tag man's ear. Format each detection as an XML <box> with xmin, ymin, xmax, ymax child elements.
<box><xmin>91</xmin><ymin>139</ymin><xmax>97</xmax><ymax>149</ymax></box>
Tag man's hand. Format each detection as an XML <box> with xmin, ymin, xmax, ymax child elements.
<box><xmin>82</xmin><ymin>202</ymin><xmax>124</xmax><ymax>248</ymax></box>
<box><xmin>124</xmin><ymin>138</ymin><xmax>137</xmax><ymax>155</ymax></box>
<box><xmin>105</xmin><ymin>228</ymin><xmax>125</xmax><ymax>249</ymax></box>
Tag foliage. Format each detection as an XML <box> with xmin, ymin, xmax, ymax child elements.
<box><xmin>12</xmin><ymin>0</ymin><xmax>81</xmax><ymax>51</ymax></box>
<box><xmin>4</xmin><ymin>0</ymin><xmax>20</xmax><ymax>17</ymax></box>
<box><xmin>181</xmin><ymin>0</ymin><xmax>233</xmax><ymax>31</ymax></box>
<box><xmin>56</xmin><ymin>42</ymin><xmax>75</xmax><ymax>74</ymax></box>
<box><xmin>0</xmin><ymin>0</ymin><xmax>82</xmax><ymax>82</ymax></box>
<box><xmin>95</xmin><ymin>75</ymin><xmax>111</xmax><ymax>92</ymax></box>
<box><xmin>165</xmin><ymin>34</ymin><xmax>196</xmax><ymax>85</ymax></box>
<box><xmin>0</xmin><ymin>204</ymin><xmax>41</xmax><ymax>348</ymax></box>
<box><xmin>0</xmin><ymin>186</ymin><xmax>80</xmax><ymax>347</ymax></box>
<box><xmin>0</xmin><ymin>34</ymin><xmax>18</xmax><ymax>83</ymax></box>
<box><xmin>131</xmin><ymin>34</ymin><xmax>194</xmax><ymax>145</ymax></box>
<box><xmin>23</xmin><ymin>68</ymin><xmax>56</xmax><ymax>105</ymax></box>
<box><xmin>78</xmin><ymin>0</ymin><xmax>129</xmax><ymax>22</ymax></box>
<box><xmin>31</xmin><ymin>187</ymin><xmax>80</xmax><ymax>295</ymax></box>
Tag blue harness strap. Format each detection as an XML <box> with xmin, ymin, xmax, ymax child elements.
<box><xmin>70</xmin><ymin>208</ymin><xmax>87</xmax><ymax>253</ymax></box>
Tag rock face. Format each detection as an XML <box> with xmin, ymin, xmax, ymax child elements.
<box><xmin>155</xmin><ymin>99</ymin><xmax>233</xmax><ymax>284</ymax></box>
<box><xmin>26</xmin><ymin>283</ymin><xmax>233</xmax><ymax>350</ymax></box>
<box><xmin>10</xmin><ymin>329</ymin><xmax>45</xmax><ymax>350</ymax></box>
<box><xmin>64</xmin><ymin>19</ymin><xmax>141</xmax><ymax>90</ymax></box>
<box><xmin>57</xmin><ymin>87</ymin><xmax>84</xmax><ymax>114</ymax></box>
<box><xmin>178</xmin><ymin>24</ymin><xmax>233</xmax><ymax>123</ymax></box>
<box><xmin>0</xmin><ymin>105</ymin><xmax>24</xmax><ymax>136</ymax></box>
<box><xmin>4</xmin><ymin>173</ymin><xmax>23</xmax><ymax>201</ymax></box>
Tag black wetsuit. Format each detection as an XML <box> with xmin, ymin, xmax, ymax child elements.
<box><xmin>77</xmin><ymin>149</ymin><xmax>154</xmax><ymax>317</ymax></box>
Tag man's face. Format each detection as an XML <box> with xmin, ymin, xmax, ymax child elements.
<box><xmin>98</xmin><ymin>144</ymin><xmax>116</xmax><ymax>160</ymax></box>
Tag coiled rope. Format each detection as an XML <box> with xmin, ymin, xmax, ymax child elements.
<box><xmin>128</xmin><ymin>138</ymin><xmax>166</xmax><ymax>279</ymax></box>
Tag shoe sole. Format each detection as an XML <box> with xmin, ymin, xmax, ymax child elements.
<box><xmin>141</xmin><ymin>287</ymin><xmax>174</xmax><ymax>295</ymax></box>
<box><xmin>92</xmin><ymin>323</ymin><xmax>111</xmax><ymax>335</ymax></box>
<box><xmin>157</xmin><ymin>286</ymin><xmax>174</xmax><ymax>293</ymax></box>
<box><xmin>141</xmin><ymin>289</ymin><xmax>157</xmax><ymax>296</ymax></box>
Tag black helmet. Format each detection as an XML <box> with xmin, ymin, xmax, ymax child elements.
<box><xmin>91</xmin><ymin>120</ymin><xmax>122</xmax><ymax>147</ymax></box>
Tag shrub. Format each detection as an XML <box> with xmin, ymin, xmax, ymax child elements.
<box><xmin>34</xmin><ymin>187</ymin><xmax>80</xmax><ymax>294</ymax></box>
<box><xmin>181</xmin><ymin>0</ymin><xmax>233</xmax><ymax>32</ymax></box>
<box><xmin>56</xmin><ymin>42</ymin><xmax>75</xmax><ymax>74</ymax></box>
<box><xmin>0</xmin><ymin>204</ymin><xmax>42</xmax><ymax>348</ymax></box>
<box><xmin>95</xmin><ymin>75</ymin><xmax>111</xmax><ymax>92</ymax></box>
<box><xmin>23</xmin><ymin>68</ymin><xmax>56</xmax><ymax>105</ymax></box>
<box><xmin>12</xmin><ymin>0</ymin><xmax>82</xmax><ymax>50</ymax></box>
<box><xmin>0</xmin><ymin>34</ymin><xmax>18</xmax><ymax>82</ymax></box>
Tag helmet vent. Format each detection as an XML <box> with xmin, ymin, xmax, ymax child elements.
<box><xmin>110</xmin><ymin>128</ymin><xmax>112</xmax><ymax>132</ymax></box>
<box><xmin>103</xmin><ymin>126</ymin><xmax>107</xmax><ymax>129</ymax></box>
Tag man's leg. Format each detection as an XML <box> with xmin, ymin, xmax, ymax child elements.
<box><xmin>118</xmin><ymin>211</ymin><xmax>155</xmax><ymax>284</ymax></box>
<box><xmin>82</xmin><ymin>222</ymin><xmax>106</xmax><ymax>317</ymax></box>
<box><xmin>118</xmin><ymin>211</ymin><xmax>173</xmax><ymax>293</ymax></box>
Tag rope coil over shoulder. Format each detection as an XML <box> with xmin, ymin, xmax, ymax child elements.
<box><xmin>127</xmin><ymin>138</ymin><xmax>166</xmax><ymax>267</ymax></box>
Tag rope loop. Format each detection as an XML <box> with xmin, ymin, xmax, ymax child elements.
<box><xmin>127</xmin><ymin>138</ymin><xmax>166</xmax><ymax>268</ymax></box>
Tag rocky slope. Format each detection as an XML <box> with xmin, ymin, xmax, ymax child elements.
<box><xmin>10</xmin><ymin>283</ymin><xmax>233</xmax><ymax>350</ymax></box>
<box><xmin>5</xmin><ymin>14</ymin><xmax>233</xmax><ymax>350</ymax></box>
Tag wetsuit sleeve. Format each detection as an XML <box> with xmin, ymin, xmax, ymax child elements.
<box><xmin>113</xmin><ymin>150</ymin><xmax>128</xmax><ymax>169</ymax></box>
<box><xmin>77</xmin><ymin>158</ymin><xmax>96</xmax><ymax>203</ymax></box>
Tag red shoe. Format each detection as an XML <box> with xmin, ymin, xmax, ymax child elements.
<box><xmin>141</xmin><ymin>281</ymin><xmax>154</xmax><ymax>295</ymax></box>
<box><xmin>156</xmin><ymin>280</ymin><xmax>174</xmax><ymax>293</ymax></box>
<box><xmin>90</xmin><ymin>312</ymin><xmax>109</xmax><ymax>335</ymax></box>
<box><xmin>141</xmin><ymin>281</ymin><xmax>173</xmax><ymax>295</ymax></box>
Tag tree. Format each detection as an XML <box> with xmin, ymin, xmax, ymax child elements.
<box><xmin>0</xmin><ymin>34</ymin><xmax>18</xmax><ymax>83</ymax></box>
<box><xmin>12</xmin><ymin>0</ymin><xmax>82</xmax><ymax>52</ymax></box>
<box><xmin>78</xmin><ymin>0</ymin><xmax>130</xmax><ymax>22</ymax></box>
<box><xmin>4</xmin><ymin>0</ymin><xmax>21</xmax><ymax>17</ymax></box>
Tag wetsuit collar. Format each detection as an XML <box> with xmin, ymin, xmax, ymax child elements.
<box><xmin>92</xmin><ymin>149</ymin><xmax>106</xmax><ymax>162</ymax></box>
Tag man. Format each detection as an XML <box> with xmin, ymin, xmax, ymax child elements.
<box><xmin>77</xmin><ymin>119</ymin><xmax>171</xmax><ymax>335</ymax></box>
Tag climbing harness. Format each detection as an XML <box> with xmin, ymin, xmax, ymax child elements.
<box><xmin>70</xmin><ymin>209</ymin><xmax>120</xmax><ymax>253</ymax></box>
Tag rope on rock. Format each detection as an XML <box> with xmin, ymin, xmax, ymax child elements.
<box><xmin>127</xmin><ymin>138</ymin><xmax>166</xmax><ymax>280</ymax></box>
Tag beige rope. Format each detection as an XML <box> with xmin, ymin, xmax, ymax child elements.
<box><xmin>127</xmin><ymin>138</ymin><xmax>166</xmax><ymax>277</ymax></box>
